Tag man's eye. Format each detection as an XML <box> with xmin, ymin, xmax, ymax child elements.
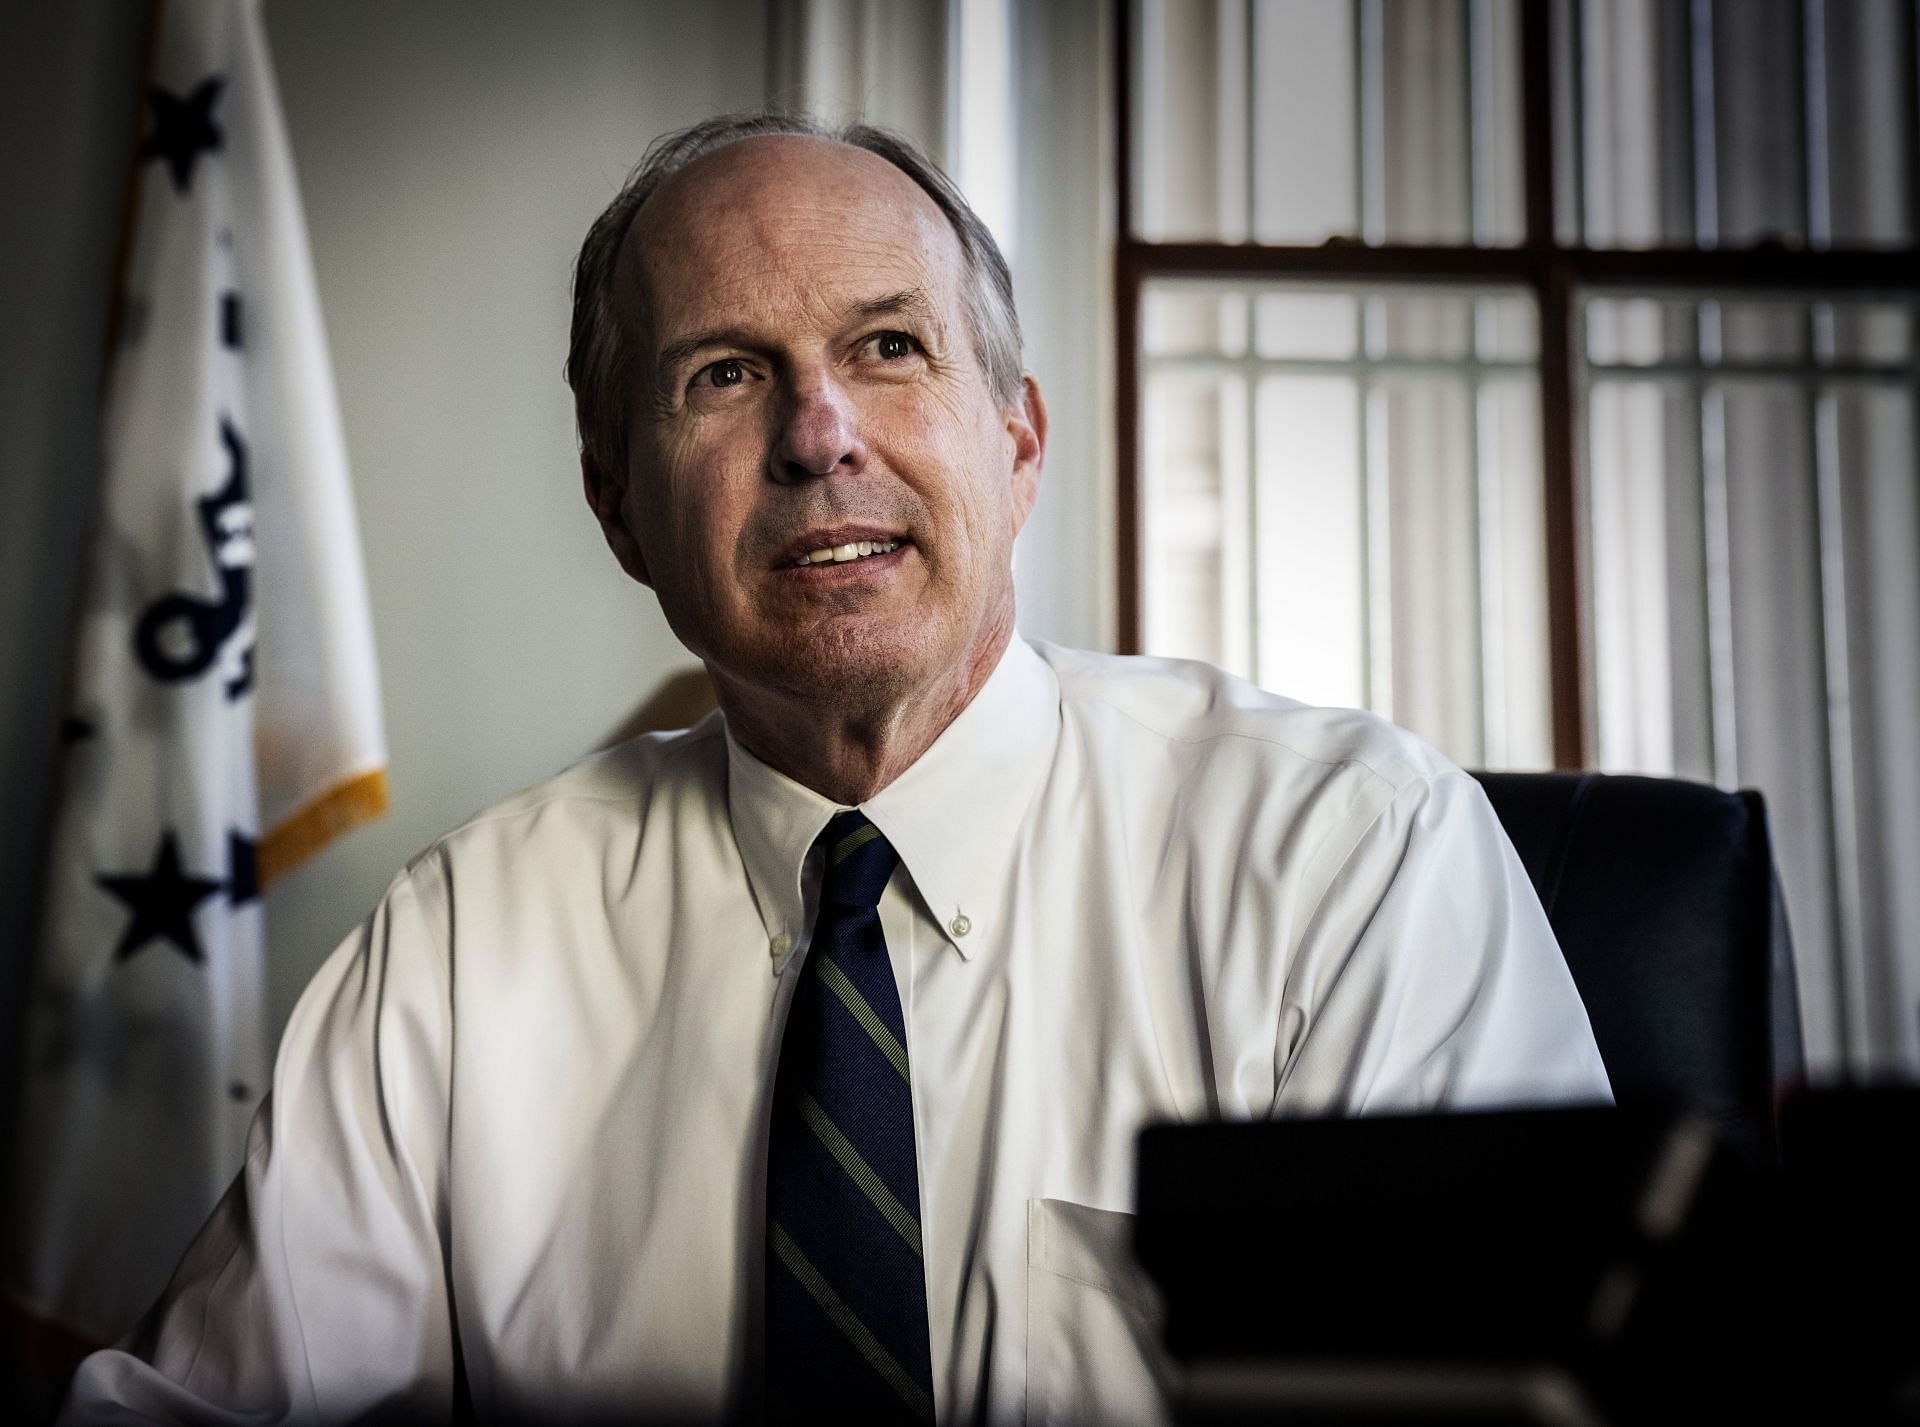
<box><xmin>869</xmin><ymin>332</ymin><xmax>916</xmax><ymax>361</ymax></box>
<box><xmin>693</xmin><ymin>359</ymin><xmax>747</xmax><ymax>390</ymax></box>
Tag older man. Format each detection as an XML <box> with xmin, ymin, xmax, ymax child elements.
<box><xmin>65</xmin><ymin>114</ymin><xmax>1608</xmax><ymax>1426</ymax></box>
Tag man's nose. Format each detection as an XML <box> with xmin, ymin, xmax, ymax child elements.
<box><xmin>770</xmin><ymin>367</ymin><xmax>866</xmax><ymax>484</ymax></box>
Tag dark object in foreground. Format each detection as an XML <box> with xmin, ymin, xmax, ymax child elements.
<box><xmin>1777</xmin><ymin>1087</ymin><xmax>1920</xmax><ymax>1425</ymax></box>
<box><xmin>1137</xmin><ymin>1095</ymin><xmax>1920</xmax><ymax>1425</ymax></box>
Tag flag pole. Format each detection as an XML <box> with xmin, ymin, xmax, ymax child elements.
<box><xmin>2</xmin><ymin>0</ymin><xmax>166</xmax><ymax>1386</ymax></box>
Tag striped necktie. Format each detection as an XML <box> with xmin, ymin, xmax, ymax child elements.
<box><xmin>766</xmin><ymin>810</ymin><xmax>935</xmax><ymax>1424</ymax></box>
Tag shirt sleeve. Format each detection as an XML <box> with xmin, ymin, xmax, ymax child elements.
<box><xmin>60</xmin><ymin>861</ymin><xmax>458</xmax><ymax>1426</ymax></box>
<box><xmin>1272</xmin><ymin>769</ymin><xmax>1613</xmax><ymax>1117</ymax></box>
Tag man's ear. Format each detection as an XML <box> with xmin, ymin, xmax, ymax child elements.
<box><xmin>582</xmin><ymin>449</ymin><xmax>654</xmax><ymax>588</ymax></box>
<box><xmin>1005</xmin><ymin>372</ymin><xmax>1048</xmax><ymax>536</ymax></box>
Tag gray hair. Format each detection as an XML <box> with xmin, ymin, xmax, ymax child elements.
<box><xmin>566</xmin><ymin>111</ymin><xmax>1024</xmax><ymax>475</ymax></box>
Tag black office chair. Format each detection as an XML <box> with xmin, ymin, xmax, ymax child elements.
<box><xmin>1470</xmin><ymin>771</ymin><xmax>1804</xmax><ymax>1163</ymax></box>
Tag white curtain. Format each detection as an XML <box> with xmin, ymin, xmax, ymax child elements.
<box><xmin>766</xmin><ymin>0</ymin><xmax>950</xmax><ymax>159</ymax></box>
<box><xmin>1581</xmin><ymin>0</ymin><xmax>1920</xmax><ymax>1079</ymax></box>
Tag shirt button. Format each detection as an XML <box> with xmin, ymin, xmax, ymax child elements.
<box><xmin>949</xmin><ymin>914</ymin><xmax>972</xmax><ymax>938</ymax></box>
<box><xmin>769</xmin><ymin>933</ymin><xmax>789</xmax><ymax>957</ymax></box>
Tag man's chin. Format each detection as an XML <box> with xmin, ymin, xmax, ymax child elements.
<box><xmin>722</xmin><ymin>623</ymin><xmax>941</xmax><ymax>706</ymax></box>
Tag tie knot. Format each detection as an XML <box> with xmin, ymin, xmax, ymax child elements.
<box><xmin>819</xmin><ymin>810</ymin><xmax>898</xmax><ymax>910</ymax></box>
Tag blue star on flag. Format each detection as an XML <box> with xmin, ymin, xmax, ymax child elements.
<box><xmin>96</xmin><ymin>831</ymin><xmax>224</xmax><ymax>965</ymax></box>
<box><xmin>140</xmin><ymin>76</ymin><xmax>226</xmax><ymax>195</ymax></box>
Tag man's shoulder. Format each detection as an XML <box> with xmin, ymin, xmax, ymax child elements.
<box><xmin>1029</xmin><ymin>640</ymin><xmax>1457</xmax><ymax>798</ymax></box>
<box><xmin>404</xmin><ymin>712</ymin><xmax>728</xmax><ymax>876</ymax></box>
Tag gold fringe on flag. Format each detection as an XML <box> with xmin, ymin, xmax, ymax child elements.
<box><xmin>257</xmin><ymin>767</ymin><xmax>390</xmax><ymax>889</ymax></box>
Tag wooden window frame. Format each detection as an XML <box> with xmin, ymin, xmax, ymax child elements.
<box><xmin>1113</xmin><ymin>0</ymin><xmax>1920</xmax><ymax>768</ymax></box>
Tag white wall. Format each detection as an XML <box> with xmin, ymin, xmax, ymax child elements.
<box><xmin>254</xmin><ymin>1</ymin><xmax>772</xmax><ymax>1035</ymax></box>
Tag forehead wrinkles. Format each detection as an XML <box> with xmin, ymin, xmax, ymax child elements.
<box><xmin>624</xmin><ymin>143</ymin><xmax>967</xmax><ymax>352</ymax></box>
<box><xmin>677</xmin><ymin>235</ymin><xmax>936</xmax><ymax>333</ymax></box>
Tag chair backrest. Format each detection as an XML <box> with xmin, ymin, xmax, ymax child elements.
<box><xmin>1470</xmin><ymin>771</ymin><xmax>1804</xmax><ymax>1162</ymax></box>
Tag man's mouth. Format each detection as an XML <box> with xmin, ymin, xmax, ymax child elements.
<box><xmin>792</xmin><ymin>538</ymin><xmax>905</xmax><ymax>568</ymax></box>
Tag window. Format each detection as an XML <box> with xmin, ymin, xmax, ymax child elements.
<box><xmin>1142</xmin><ymin>283</ymin><xmax>1550</xmax><ymax>767</ymax></box>
<box><xmin>1118</xmin><ymin>0</ymin><xmax>1920</xmax><ymax>1076</ymax></box>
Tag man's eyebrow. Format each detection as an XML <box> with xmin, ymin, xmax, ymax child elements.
<box><xmin>652</xmin><ymin>290</ymin><xmax>943</xmax><ymax>384</ymax></box>
<box><xmin>655</xmin><ymin>327</ymin><xmax>756</xmax><ymax>381</ymax></box>
<box><xmin>849</xmin><ymin>289</ymin><xmax>940</xmax><ymax>328</ymax></box>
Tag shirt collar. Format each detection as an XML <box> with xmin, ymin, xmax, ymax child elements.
<box><xmin>725</xmin><ymin>635</ymin><xmax>1060</xmax><ymax>968</ymax></box>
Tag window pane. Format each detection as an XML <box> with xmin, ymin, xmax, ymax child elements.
<box><xmin>1377</xmin><ymin>0</ymin><xmax>1472</xmax><ymax>243</ymax></box>
<box><xmin>1254</xmin><ymin>377</ymin><xmax>1366</xmax><ymax>708</ymax></box>
<box><xmin>1143</xmin><ymin>289</ymin><xmax>1250</xmax><ymax>357</ymax></box>
<box><xmin>1716</xmin><ymin>300</ymin><xmax>1812</xmax><ymax>364</ymax></box>
<box><xmin>1586</xmin><ymin>381</ymin><xmax>1714</xmax><ymax>778</ymax></box>
<box><xmin>1574</xmin><ymin>0</ymin><xmax>1917</xmax><ymax>249</ymax></box>
<box><xmin>1576</xmin><ymin>0</ymin><xmax>1696</xmax><ymax>246</ymax></box>
<box><xmin>1374</xmin><ymin>294</ymin><xmax>1477</xmax><ymax>360</ymax></box>
<box><xmin>1142</xmin><ymin>280</ymin><xmax>1549</xmax><ymax>769</ymax></box>
<box><xmin>1710</xmin><ymin>0</ymin><xmax>1808</xmax><ymax>246</ymax></box>
<box><xmin>1132</xmin><ymin>0</ymin><xmax>1525</xmax><ymax>245</ymax></box>
<box><xmin>1822</xmin><ymin>0</ymin><xmax>1917</xmax><ymax>246</ymax></box>
<box><xmin>1586</xmin><ymin>295</ymin><xmax>1914</xmax><ymax>371</ymax></box>
<box><xmin>1364</xmin><ymin>291</ymin><xmax>1539</xmax><ymax>362</ymax></box>
<box><xmin>1142</xmin><ymin>370</ymin><xmax>1250</xmax><ymax>675</ymax></box>
<box><xmin>1475</xmin><ymin>295</ymin><xmax>1540</xmax><ymax>363</ymax></box>
<box><xmin>1252</xmin><ymin>0</ymin><xmax>1360</xmax><ymax>243</ymax></box>
<box><xmin>1582</xmin><ymin>292</ymin><xmax>1920</xmax><ymax>1076</ymax></box>
<box><xmin>1829</xmin><ymin>386</ymin><xmax>1920</xmax><ymax>1066</ymax></box>
<box><xmin>1585</xmin><ymin>296</ymin><xmax>1697</xmax><ymax>367</ymax></box>
<box><xmin>1826</xmin><ymin>304</ymin><xmax>1913</xmax><ymax>365</ymax></box>
<box><xmin>1134</xmin><ymin>0</ymin><xmax>1249</xmax><ymax>242</ymax></box>
<box><xmin>1478</xmin><ymin>377</ymin><xmax>1553</xmax><ymax>766</ymax></box>
<box><xmin>1254</xmin><ymin>293</ymin><xmax>1360</xmax><ymax>360</ymax></box>
<box><xmin>1717</xmin><ymin>379</ymin><xmax>1838</xmax><ymax>1068</ymax></box>
<box><xmin>1381</xmin><ymin>374</ymin><xmax>1485</xmax><ymax>761</ymax></box>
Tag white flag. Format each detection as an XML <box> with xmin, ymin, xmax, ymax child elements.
<box><xmin>7</xmin><ymin>0</ymin><xmax>386</xmax><ymax>1345</ymax></box>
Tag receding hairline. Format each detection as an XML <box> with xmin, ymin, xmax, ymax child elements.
<box><xmin>612</xmin><ymin>133</ymin><xmax>968</xmax><ymax>365</ymax></box>
<box><xmin>639</xmin><ymin>130</ymin><xmax>946</xmax><ymax>228</ymax></box>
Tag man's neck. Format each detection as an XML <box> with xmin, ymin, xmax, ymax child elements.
<box><xmin>715</xmin><ymin>618</ymin><xmax>1014</xmax><ymax>806</ymax></box>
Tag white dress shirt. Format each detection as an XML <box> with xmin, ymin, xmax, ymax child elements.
<box><xmin>66</xmin><ymin>637</ymin><xmax>1611</xmax><ymax>1426</ymax></box>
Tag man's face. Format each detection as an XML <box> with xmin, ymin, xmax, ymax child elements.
<box><xmin>590</xmin><ymin>136</ymin><xmax>1043</xmax><ymax>712</ymax></box>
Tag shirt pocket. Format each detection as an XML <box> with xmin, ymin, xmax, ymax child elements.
<box><xmin>1025</xmin><ymin>1199</ymin><xmax>1174</xmax><ymax>1427</ymax></box>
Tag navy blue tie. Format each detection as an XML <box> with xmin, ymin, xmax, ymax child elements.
<box><xmin>766</xmin><ymin>811</ymin><xmax>935</xmax><ymax>1424</ymax></box>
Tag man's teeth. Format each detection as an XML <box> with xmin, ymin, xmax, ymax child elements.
<box><xmin>795</xmin><ymin>539</ymin><xmax>902</xmax><ymax>566</ymax></box>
